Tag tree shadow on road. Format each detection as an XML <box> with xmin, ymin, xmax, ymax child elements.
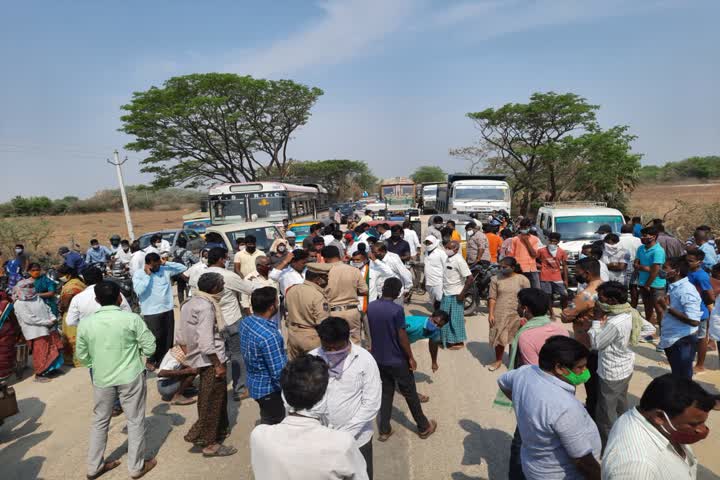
<box><xmin>0</xmin><ymin>397</ymin><xmax>50</xmax><ymax>480</ymax></box>
<box><xmin>453</xmin><ymin>418</ymin><xmax>511</xmax><ymax>480</ymax></box>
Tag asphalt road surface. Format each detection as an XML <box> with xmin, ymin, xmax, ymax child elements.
<box><xmin>2</xmin><ymin>293</ymin><xmax>720</xmax><ymax>480</ymax></box>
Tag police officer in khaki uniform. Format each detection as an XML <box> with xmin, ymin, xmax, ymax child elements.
<box><xmin>322</xmin><ymin>246</ymin><xmax>369</xmax><ymax>344</ymax></box>
<box><xmin>285</xmin><ymin>263</ymin><xmax>331</xmax><ymax>359</ymax></box>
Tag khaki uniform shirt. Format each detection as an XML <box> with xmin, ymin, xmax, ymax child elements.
<box><xmin>285</xmin><ymin>281</ymin><xmax>329</xmax><ymax>329</ymax></box>
<box><xmin>326</xmin><ymin>263</ymin><xmax>368</xmax><ymax>307</ymax></box>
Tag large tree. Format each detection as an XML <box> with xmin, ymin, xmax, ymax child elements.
<box><xmin>410</xmin><ymin>166</ymin><xmax>446</xmax><ymax>184</ymax></box>
<box><xmin>452</xmin><ymin>92</ymin><xmax>642</xmax><ymax>214</ymax></box>
<box><xmin>275</xmin><ymin>159</ymin><xmax>377</xmax><ymax>200</ymax></box>
<box><xmin>120</xmin><ymin>73</ymin><xmax>323</xmax><ymax>188</ymax></box>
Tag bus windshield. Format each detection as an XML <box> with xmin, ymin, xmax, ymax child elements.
<box><xmin>454</xmin><ymin>186</ymin><xmax>508</xmax><ymax>201</ymax></box>
<box><xmin>248</xmin><ymin>195</ymin><xmax>287</xmax><ymax>221</ymax></box>
<box><xmin>210</xmin><ymin>197</ymin><xmax>246</xmax><ymax>223</ymax></box>
<box><xmin>555</xmin><ymin>215</ymin><xmax>625</xmax><ymax>241</ymax></box>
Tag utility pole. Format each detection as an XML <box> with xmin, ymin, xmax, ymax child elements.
<box><xmin>107</xmin><ymin>150</ymin><xmax>135</xmax><ymax>240</ymax></box>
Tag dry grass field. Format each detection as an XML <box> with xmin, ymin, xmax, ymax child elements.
<box><xmin>629</xmin><ymin>182</ymin><xmax>720</xmax><ymax>217</ymax></box>
<box><xmin>38</xmin><ymin>207</ymin><xmax>194</xmax><ymax>253</ymax></box>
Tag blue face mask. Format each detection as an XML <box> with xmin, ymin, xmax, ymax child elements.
<box><xmin>578</xmin><ymin>253</ymin><xmax>587</xmax><ymax>260</ymax></box>
<box><xmin>424</xmin><ymin>318</ymin><xmax>439</xmax><ymax>334</ymax></box>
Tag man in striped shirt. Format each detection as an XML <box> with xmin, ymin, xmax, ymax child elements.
<box><xmin>589</xmin><ymin>281</ymin><xmax>635</xmax><ymax>448</ymax></box>
<box><xmin>603</xmin><ymin>374</ymin><xmax>716</xmax><ymax>479</ymax></box>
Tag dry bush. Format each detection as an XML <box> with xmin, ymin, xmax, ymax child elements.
<box><xmin>0</xmin><ymin>217</ymin><xmax>55</xmax><ymax>257</ymax></box>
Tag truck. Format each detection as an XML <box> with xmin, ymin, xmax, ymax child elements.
<box><xmin>444</xmin><ymin>174</ymin><xmax>512</xmax><ymax>216</ymax></box>
<box><xmin>419</xmin><ymin>182</ymin><xmax>448</xmax><ymax>214</ymax></box>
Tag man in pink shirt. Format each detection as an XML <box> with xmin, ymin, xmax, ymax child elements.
<box><xmin>508</xmin><ymin>219</ymin><xmax>542</xmax><ymax>289</ymax></box>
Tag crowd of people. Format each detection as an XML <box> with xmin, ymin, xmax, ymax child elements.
<box><xmin>0</xmin><ymin>212</ymin><xmax>719</xmax><ymax>479</ymax></box>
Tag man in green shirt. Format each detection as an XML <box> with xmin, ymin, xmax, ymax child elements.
<box><xmin>76</xmin><ymin>281</ymin><xmax>157</xmax><ymax>479</ymax></box>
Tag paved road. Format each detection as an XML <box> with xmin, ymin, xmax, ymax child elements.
<box><xmin>2</xmin><ymin>294</ymin><xmax>720</xmax><ymax>479</ymax></box>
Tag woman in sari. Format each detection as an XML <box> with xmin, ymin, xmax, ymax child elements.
<box><xmin>56</xmin><ymin>264</ymin><xmax>86</xmax><ymax>366</ymax></box>
<box><xmin>29</xmin><ymin>262</ymin><xmax>59</xmax><ymax>316</ymax></box>
<box><xmin>12</xmin><ymin>278</ymin><xmax>64</xmax><ymax>382</ymax></box>
<box><xmin>487</xmin><ymin>257</ymin><xmax>530</xmax><ymax>371</ymax></box>
<box><xmin>0</xmin><ymin>291</ymin><xmax>20</xmax><ymax>381</ymax></box>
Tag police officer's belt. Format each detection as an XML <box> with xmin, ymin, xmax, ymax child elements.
<box><xmin>290</xmin><ymin>322</ymin><xmax>317</xmax><ymax>329</ymax></box>
<box><xmin>330</xmin><ymin>304</ymin><xmax>359</xmax><ymax>311</ymax></box>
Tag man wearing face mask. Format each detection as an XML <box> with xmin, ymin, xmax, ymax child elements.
<box><xmin>129</xmin><ymin>234</ymin><xmax>162</xmax><ymax>276</ymax></box>
<box><xmin>58</xmin><ymin>245</ymin><xmax>87</xmax><ymax>274</ymax></box>
<box><xmin>85</xmin><ymin>239</ymin><xmax>112</xmax><ymax>266</ymax></box>
<box><xmin>240</xmin><ymin>286</ymin><xmax>287</xmax><ymax>426</ymax></box>
<box><xmin>186</xmin><ymin>248</ymin><xmax>210</xmax><ymax>294</ymax></box>
<box><xmin>603</xmin><ymin>374</ymin><xmax>717</xmax><ymax>479</ymax></box>
<box><xmin>324</xmin><ymin>246</ymin><xmax>368</xmax><ymax>344</ymax></box>
<box><xmin>440</xmin><ymin>240</ymin><xmax>473</xmax><ymax>349</ymax></box>
<box><xmin>112</xmin><ymin>240</ymin><xmax>133</xmax><ymax>265</ymax></box>
<box><xmin>132</xmin><ymin>252</ymin><xmax>187</xmax><ymax>369</ymax></box>
<box><xmin>285</xmin><ymin>263</ymin><xmax>331</xmax><ymax>359</ymax></box>
<box><xmin>508</xmin><ymin>219</ymin><xmax>542</xmax><ymax>289</ymax></box>
<box><xmin>635</xmin><ymin>226</ymin><xmax>667</xmax><ymax>328</ymax></box>
<box><xmin>601</xmin><ymin>234</ymin><xmax>630</xmax><ymax>287</ymax></box>
<box><xmin>537</xmin><ymin>232</ymin><xmax>569</xmax><ymax>309</ymax></box>
<box><xmin>423</xmin><ymin>236</ymin><xmax>448</xmax><ymax>311</ymax></box>
<box><xmin>370</xmin><ymin>244</ymin><xmax>413</xmax><ymax>305</ymax></box>
<box><xmin>108</xmin><ymin>234</ymin><xmax>122</xmax><ymax>254</ymax></box>
<box><xmin>284</xmin><ymin>230</ymin><xmax>301</xmax><ymax>252</ymax></box>
<box><xmin>310</xmin><ymin>317</ymin><xmax>381</xmax><ymax>479</ymax></box>
<box><xmin>588</xmin><ymin>281</ymin><xmax>638</xmax><ymax>448</ymax></box>
<box><xmin>658</xmin><ymin>257</ymin><xmax>703</xmax><ymax>379</ymax></box>
<box><xmin>234</xmin><ymin>235</ymin><xmax>266</xmax><ymax>278</ymax></box>
<box><xmin>241</xmin><ymin>256</ymin><xmax>278</xmax><ymax>319</ymax></box>
<box><xmin>465</xmin><ymin>222</ymin><xmax>490</xmax><ymax>265</ymax></box>
<box><xmin>428</xmin><ymin>216</ymin><xmax>444</xmax><ymax>241</ymax></box>
<box><xmin>497</xmin><ymin>335</ymin><xmax>601</xmax><ymax>480</ymax></box>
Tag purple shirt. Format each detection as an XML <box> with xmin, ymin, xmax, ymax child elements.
<box><xmin>366</xmin><ymin>299</ymin><xmax>407</xmax><ymax>367</ymax></box>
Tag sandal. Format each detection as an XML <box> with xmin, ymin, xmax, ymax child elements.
<box><xmin>203</xmin><ymin>445</ymin><xmax>238</xmax><ymax>457</ymax></box>
<box><xmin>131</xmin><ymin>458</ymin><xmax>157</xmax><ymax>479</ymax></box>
<box><xmin>487</xmin><ymin>363</ymin><xmax>503</xmax><ymax>372</ymax></box>
<box><xmin>418</xmin><ymin>420</ymin><xmax>437</xmax><ymax>439</ymax></box>
<box><xmin>417</xmin><ymin>393</ymin><xmax>430</xmax><ymax>403</ymax></box>
<box><xmin>87</xmin><ymin>460</ymin><xmax>121</xmax><ymax>479</ymax></box>
<box><xmin>378</xmin><ymin>430</ymin><xmax>394</xmax><ymax>442</ymax></box>
<box><xmin>171</xmin><ymin>395</ymin><xmax>196</xmax><ymax>406</ymax></box>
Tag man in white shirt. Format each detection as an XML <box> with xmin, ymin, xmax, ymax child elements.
<box><xmin>602</xmin><ymin>374</ymin><xmax>715</xmax><ymax>480</ymax></box>
<box><xmin>618</xmin><ymin>223</ymin><xmax>643</xmax><ymax>307</ymax></box>
<box><xmin>186</xmin><ymin>248</ymin><xmax>209</xmax><ymax>293</ymax></box>
<box><xmin>206</xmin><ymin>247</ymin><xmax>255</xmax><ymax>401</ymax></box>
<box><xmin>241</xmin><ymin>256</ymin><xmax>279</xmax><ymax>318</ymax></box>
<box><xmin>129</xmin><ymin>236</ymin><xmax>160</xmax><ymax>276</ymax></box>
<box><xmin>66</xmin><ymin>267</ymin><xmax>132</xmax><ymax>326</ymax></box>
<box><xmin>370</xmin><ymin>244</ymin><xmax>412</xmax><ymax>305</ymax></box>
<box><xmin>350</xmin><ymin>250</ymin><xmax>395</xmax><ymax>306</ymax></box>
<box><xmin>589</xmin><ymin>281</ymin><xmax>636</xmax><ymax>447</ymax></box>
<box><xmin>601</xmin><ymin>234</ymin><xmax>631</xmax><ymax>287</ymax></box>
<box><xmin>233</xmin><ymin>234</ymin><xmax>266</xmax><ymax>278</ymax></box>
<box><xmin>251</xmin><ymin>355</ymin><xmax>369</xmax><ymax>480</ymax></box>
<box><xmin>269</xmin><ymin>250</ymin><xmax>309</xmax><ymax>296</ymax></box>
<box><xmin>402</xmin><ymin>221</ymin><xmax>421</xmax><ymax>260</ymax></box>
<box><xmin>423</xmin><ymin>236</ymin><xmax>447</xmax><ymax>310</ymax></box>
<box><xmin>440</xmin><ymin>240</ymin><xmax>473</xmax><ymax>348</ymax></box>
<box><xmin>311</xmin><ymin>318</ymin><xmax>380</xmax><ymax>479</ymax></box>
<box><xmin>112</xmin><ymin>240</ymin><xmax>133</xmax><ymax>265</ymax></box>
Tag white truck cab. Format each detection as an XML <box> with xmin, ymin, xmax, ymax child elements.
<box><xmin>447</xmin><ymin>175</ymin><xmax>511</xmax><ymax>216</ymax></box>
<box><xmin>536</xmin><ymin>202</ymin><xmax>625</xmax><ymax>259</ymax></box>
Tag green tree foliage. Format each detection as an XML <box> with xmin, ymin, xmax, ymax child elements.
<box><xmin>455</xmin><ymin>92</ymin><xmax>642</xmax><ymax>214</ymax></box>
<box><xmin>120</xmin><ymin>73</ymin><xmax>324</xmax><ymax>188</ymax></box>
<box><xmin>0</xmin><ymin>188</ymin><xmax>202</xmax><ymax>216</ymax></box>
<box><xmin>638</xmin><ymin>156</ymin><xmax>720</xmax><ymax>182</ymax></box>
<box><xmin>410</xmin><ymin>166</ymin><xmax>446</xmax><ymax>184</ymax></box>
<box><xmin>274</xmin><ymin>160</ymin><xmax>377</xmax><ymax>200</ymax></box>
<box><xmin>0</xmin><ymin>217</ymin><xmax>54</xmax><ymax>254</ymax></box>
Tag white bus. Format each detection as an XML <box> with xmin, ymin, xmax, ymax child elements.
<box><xmin>208</xmin><ymin>182</ymin><xmax>325</xmax><ymax>225</ymax></box>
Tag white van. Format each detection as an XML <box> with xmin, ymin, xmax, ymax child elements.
<box><xmin>536</xmin><ymin>202</ymin><xmax>625</xmax><ymax>258</ymax></box>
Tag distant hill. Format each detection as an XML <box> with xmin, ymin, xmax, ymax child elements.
<box><xmin>639</xmin><ymin>156</ymin><xmax>720</xmax><ymax>183</ymax></box>
<box><xmin>0</xmin><ymin>186</ymin><xmax>202</xmax><ymax>217</ymax></box>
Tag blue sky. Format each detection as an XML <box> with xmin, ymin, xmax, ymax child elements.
<box><xmin>1</xmin><ymin>0</ymin><xmax>718</xmax><ymax>201</ymax></box>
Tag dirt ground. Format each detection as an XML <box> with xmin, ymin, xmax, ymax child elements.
<box><xmin>629</xmin><ymin>182</ymin><xmax>720</xmax><ymax>217</ymax></box>
<box><xmin>36</xmin><ymin>208</ymin><xmax>194</xmax><ymax>253</ymax></box>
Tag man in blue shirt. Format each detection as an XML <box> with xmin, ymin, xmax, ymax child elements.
<box><xmin>132</xmin><ymin>252</ymin><xmax>186</xmax><ymax>368</ymax></box>
<box><xmin>58</xmin><ymin>246</ymin><xmax>86</xmax><ymax>273</ymax></box>
<box><xmin>240</xmin><ymin>286</ymin><xmax>287</xmax><ymax>425</ymax></box>
<box><xmin>404</xmin><ymin>311</ymin><xmax>448</xmax><ymax>372</ymax></box>
<box><xmin>693</xmin><ymin>229</ymin><xmax>718</xmax><ymax>271</ymax></box>
<box><xmin>631</xmin><ymin>217</ymin><xmax>643</xmax><ymax>238</ymax></box>
<box><xmin>85</xmin><ymin>238</ymin><xmax>112</xmax><ymax>265</ymax></box>
<box><xmin>659</xmin><ymin>257</ymin><xmax>703</xmax><ymax>379</ymax></box>
<box><xmin>686</xmin><ymin>250</ymin><xmax>716</xmax><ymax>374</ymax></box>
<box><xmin>634</xmin><ymin>227</ymin><xmax>666</xmax><ymax>329</ymax></box>
<box><xmin>366</xmin><ymin>277</ymin><xmax>436</xmax><ymax>442</ymax></box>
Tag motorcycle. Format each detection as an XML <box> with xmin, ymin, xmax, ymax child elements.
<box><xmin>463</xmin><ymin>260</ymin><xmax>498</xmax><ymax>315</ymax></box>
<box><xmin>106</xmin><ymin>259</ymin><xmax>140</xmax><ymax>313</ymax></box>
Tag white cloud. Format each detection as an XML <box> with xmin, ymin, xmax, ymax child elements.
<box><xmin>225</xmin><ymin>0</ymin><xmax>418</xmax><ymax>76</ymax></box>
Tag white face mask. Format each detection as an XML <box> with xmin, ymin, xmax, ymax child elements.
<box><xmin>446</xmin><ymin>249</ymin><xmax>456</xmax><ymax>257</ymax></box>
<box><xmin>15</xmin><ymin>248</ymin><xmax>23</xmax><ymax>255</ymax></box>
<box><xmin>548</xmin><ymin>244</ymin><xmax>559</xmax><ymax>255</ymax></box>
<box><xmin>467</xmin><ymin>230</ymin><xmax>475</xmax><ymax>237</ymax></box>
<box><xmin>201</xmin><ymin>258</ymin><xmax>208</xmax><ymax>265</ymax></box>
